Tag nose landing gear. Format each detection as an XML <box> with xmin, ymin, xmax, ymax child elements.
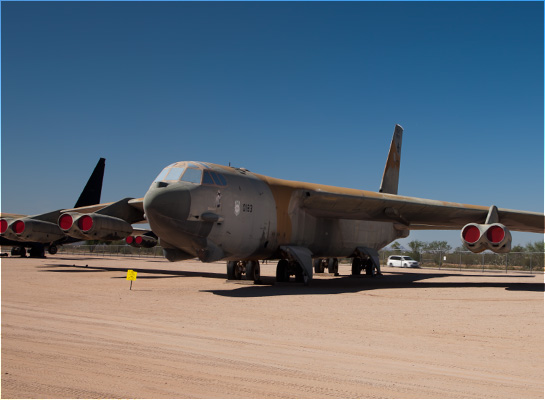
<box><xmin>226</xmin><ymin>260</ymin><xmax>261</xmax><ymax>284</ymax></box>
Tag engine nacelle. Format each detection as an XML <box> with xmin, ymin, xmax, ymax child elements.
<box><xmin>58</xmin><ymin>212</ymin><xmax>133</xmax><ymax>241</ymax></box>
<box><xmin>8</xmin><ymin>218</ymin><xmax>66</xmax><ymax>243</ymax></box>
<box><xmin>461</xmin><ymin>223</ymin><xmax>512</xmax><ymax>254</ymax></box>
<box><xmin>126</xmin><ymin>235</ymin><xmax>157</xmax><ymax>248</ymax></box>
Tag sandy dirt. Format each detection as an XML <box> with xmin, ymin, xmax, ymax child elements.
<box><xmin>1</xmin><ymin>255</ymin><xmax>543</xmax><ymax>399</ymax></box>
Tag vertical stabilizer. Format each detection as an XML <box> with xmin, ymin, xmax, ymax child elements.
<box><xmin>379</xmin><ymin>124</ymin><xmax>403</xmax><ymax>195</ymax></box>
<box><xmin>74</xmin><ymin>158</ymin><xmax>106</xmax><ymax>208</ymax></box>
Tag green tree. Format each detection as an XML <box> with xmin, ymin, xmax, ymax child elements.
<box><xmin>511</xmin><ymin>244</ymin><xmax>525</xmax><ymax>253</ymax></box>
<box><xmin>424</xmin><ymin>241</ymin><xmax>452</xmax><ymax>253</ymax></box>
<box><xmin>524</xmin><ymin>241</ymin><xmax>545</xmax><ymax>253</ymax></box>
<box><xmin>390</xmin><ymin>241</ymin><xmax>402</xmax><ymax>250</ymax></box>
<box><xmin>407</xmin><ymin>240</ymin><xmax>425</xmax><ymax>261</ymax></box>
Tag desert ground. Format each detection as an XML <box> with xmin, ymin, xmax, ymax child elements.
<box><xmin>1</xmin><ymin>254</ymin><xmax>543</xmax><ymax>399</ymax></box>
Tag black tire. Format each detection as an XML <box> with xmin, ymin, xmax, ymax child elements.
<box><xmin>12</xmin><ymin>247</ymin><xmax>26</xmax><ymax>257</ymax></box>
<box><xmin>227</xmin><ymin>261</ymin><xmax>237</xmax><ymax>280</ymax></box>
<box><xmin>328</xmin><ymin>258</ymin><xmax>339</xmax><ymax>275</ymax></box>
<box><xmin>351</xmin><ymin>258</ymin><xmax>362</xmax><ymax>275</ymax></box>
<box><xmin>365</xmin><ymin>259</ymin><xmax>374</xmax><ymax>275</ymax></box>
<box><xmin>245</xmin><ymin>261</ymin><xmax>261</xmax><ymax>283</ymax></box>
<box><xmin>48</xmin><ymin>245</ymin><xmax>58</xmax><ymax>255</ymax></box>
<box><xmin>314</xmin><ymin>258</ymin><xmax>324</xmax><ymax>273</ymax></box>
<box><xmin>295</xmin><ymin>263</ymin><xmax>305</xmax><ymax>283</ymax></box>
<box><xmin>276</xmin><ymin>259</ymin><xmax>290</xmax><ymax>282</ymax></box>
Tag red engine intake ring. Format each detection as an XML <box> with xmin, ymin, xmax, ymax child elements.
<box><xmin>486</xmin><ymin>225</ymin><xmax>505</xmax><ymax>244</ymax></box>
<box><xmin>58</xmin><ymin>214</ymin><xmax>74</xmax><ymax>231</ymax></box>
<box><xmin>462</xmin><ymin>225</ymin><xmax>481</xmax><ymax>244</ymax></box>
<box><xmin>13</xmin><ymin>220</ymin><xmax>26</xmax><ymax>234</ymax></box>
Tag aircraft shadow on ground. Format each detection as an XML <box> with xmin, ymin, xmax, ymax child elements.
<box><xmin>204</xmin><ymin>271</ymin><xmax>544</xmax><ymax>298</ymax></box>
<box><xmin>40</xmin><ymin>264</ymin><xmax>544</xmax><ymax>296</ymax></box>
<box><xmin>41</xmin><ymin>263</ymin><xmax>225</xmax><ymax>280</ymax></box>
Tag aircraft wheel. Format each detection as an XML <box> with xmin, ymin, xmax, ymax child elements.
<box><xmin>328</xmin><ymin>258</ymin><xmax>339</xmax><ymax>276</ymax></box>
<box><xmin>245</xmin><ymin>261</ymin><xmax>261</xmax><ymax>283</ymax></box>
<box><xmin>314</xmin><ymin>258</ymin><xmax>324</xmax><ymax>273</ymax></box>
<box><xmin>11</xmin><ymin>247</ymin><xmax>26</xmax><ymax>257</ymax></box>
<box><xmin>365</xmin><ymin>259</ymin><xmax>374</xmax><ymax>275</ymax></box>
<box><xmin>351</xmin><ymin>258</ymin><xmax>362</xmax><ymax>275</ymax></box>
<box><xmin>294</xmin><ymin>263</ymin><xmax>305</xmax><ymax>283</ymax></box>
<box><xmin>227</xmin><ymin>261</ymin><xmax>236</xmax><ymax>279</ymax></box>
<box><xmin>276</xmin><ymin>259</ymin><xmax>290</xmax><ymax>282</ymax></box>
<box><xmin>227</xmin><ymin>261</ymin><xmax>242</xmax><ymax>280</ymax></box>
<box><xmin>48</xmin><ymin>245</ymin><xmax>58</xmax><ymax>255</ymax></box>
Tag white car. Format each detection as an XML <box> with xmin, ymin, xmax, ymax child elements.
<box><xmin>387</xmin><ymin>255</ymin><xmax>419</xmax><ymax>268</ymax></box>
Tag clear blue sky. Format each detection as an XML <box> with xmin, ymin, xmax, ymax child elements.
<box><xmin>1</xmin><ymin>1</ymin><xmax>543</xmax><ymax>248</ymax></box>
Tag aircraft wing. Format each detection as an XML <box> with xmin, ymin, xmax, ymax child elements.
<box><xmin>0</xmin><ymin>212</ymin><xmax>27</xmax><ymax>219</ymax></box>
<box><xmin>60</xmin><ymin>198</ymin><xmax>146</xmax><ymax>225</ymax></box>
<box><xmin>300</xmin><ymin>189</ymin><xmax>544</xmax><ymax>233</ymax></box>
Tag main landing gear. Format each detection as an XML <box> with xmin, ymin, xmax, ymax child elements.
<box><xmin>313</xmin><ymin>258</ymin><xmax>339</xmax><ymax>275</ymax></box>
<box><xmin>275</xmin><ymin>259</ymin><xmax>309</xmax><ymax>284</ymax></box>
<box><xmin>226</xmin><ymin>260</ymin><xmax>261</xmax><ymax>284</ymax></box>
<box><xmin>11</xmin><ymin>246</ymin><xmax>27</xmax><ymax>257</ymax></box>
<box><xmin>10</xmin><ymin>244</ymin><xmax>52</xmax><ymax>258</ymax></box>
<box><xmin>351</xmin><ymin>257</ymin><xmax>374</xmax><ymax>276</ymax></box>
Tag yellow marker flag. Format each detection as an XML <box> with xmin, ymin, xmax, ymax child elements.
<box><xmin>126</xmin><ymin>270</ymin><xmax>137</xmax><ymax>280</ymax></box>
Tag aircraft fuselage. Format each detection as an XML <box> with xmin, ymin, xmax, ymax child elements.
<box><xmin>143</xmin><ymin>162</ymin><xmax>407</xmax><ymax>264</ymax></box>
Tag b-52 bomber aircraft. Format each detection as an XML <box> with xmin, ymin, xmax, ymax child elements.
<box><xmin>1</xmin><ymin>158</ymin><xmax>106</xmax><ymax>257</ymax></box>
<box><xmin>56</xmin><ymin>125</ymin><xmax>544</xmax><ymax>284</ymax></box>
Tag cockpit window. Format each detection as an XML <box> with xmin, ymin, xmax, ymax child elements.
<box><xmin>154</xmin><ymin>168</ymin><xmax>170</xmax><ymax>182</ymax></box>
<box><xmin>202</xmin><ymin>170</ymin><xmax>215</xmax><ymax>185</ymax></box>
<box><xmin>180</xmin><ymin>168</ymin><xmax>202</xmax><ymax>184</ymax></box>
<box><xmin>213</xmin><ymin>172</ymin><xmax>227</xmax><ymax>186</ymax></box>
<box><xmin>202</xmin><ymin>170</ymin><xmax>227</xmax><ymax>186</ymax></box>
<box><xmin>153</xmin><ymin>161</ymin><xmax>226</xmax><ymax>186</ymax></box>
<box><xmin>164</xmin><ymin>167</ymin><xmax>185</xmax><ymax>181</ymax></box>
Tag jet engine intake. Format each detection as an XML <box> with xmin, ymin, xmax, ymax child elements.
<box><xmin>58</xmin><ymin>212</ymin><xmax>133</xmax><ymax>241</ymax></box>
<box><xmin>461</xmin><ymin>223</ymin><xmax>512</xmax><ymax>253</ymax></box>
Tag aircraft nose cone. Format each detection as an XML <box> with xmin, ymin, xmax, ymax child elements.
<box><xmin>143</xmin><ymin>184</ymin><xmax>191</xmax><ymax>223</ymax></box>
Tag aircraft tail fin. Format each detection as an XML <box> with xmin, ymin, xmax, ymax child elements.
<box><xmin>379</xmin><ymin>124</ymin><xmax>403</xmax><ymax>195</ymax></box>
<box><xmin>74</xmin><ymin>158</ymin><xmax>106</xmax><ymax>208</ymax></box>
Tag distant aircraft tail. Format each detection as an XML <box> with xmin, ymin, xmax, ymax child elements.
<box><xmin>74</xmin><ymin>158</ymin><xmax>106</xmax><ymax>208</ymax></box>
<box><xmin>379</xmin><ymin>124</ymin><xmax>403</xmax><ymax>195</ymax></box>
